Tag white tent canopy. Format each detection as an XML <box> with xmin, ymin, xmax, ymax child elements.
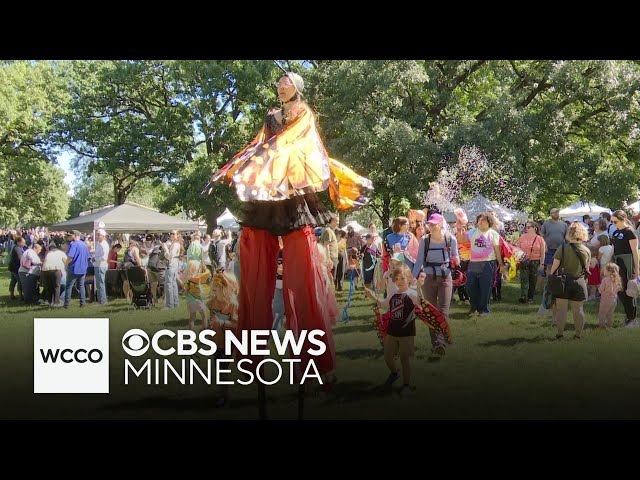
<box><xmin>559</xmin><ymin>201</ymin><xmax>611</xmax><ymax>220</ymax></box>
<box><xmin>443</xmin><ymin>194</ymin><xmax>527</xmax><ymax>223</ymax></box>
<box><xmin>49</xmin><ymin>202</ymin><xmax>200</xmax><ymax>233</ymax></box>
<box><xmin>627</xmin><ymin>200</ymin><xmax>640</xmax><ymax>213</ymax></box>
<box><xmin>344</xmin><ymin>220</ymin><xmax>367</xmax><ymax>233</ymax></box>
<box><xmin>216</xmin><ymin>208</ymin><xmax>240</xmax><ymax>232</ymax></box>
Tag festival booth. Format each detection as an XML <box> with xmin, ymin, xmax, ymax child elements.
<box><xmin>50</xmin><ymin>203</ymin><xmax>200</xmax><ymax>300</ymax></box>
<box><xmin>558</xmin><ymin>201</ymin><xmax>611</xmax><ymax>222</ymax></box>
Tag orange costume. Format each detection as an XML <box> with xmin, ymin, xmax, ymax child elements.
<box><xmin>207</xmin><ymin>92</ymin><xmax>372</xmax><ymax>380</ymax></box>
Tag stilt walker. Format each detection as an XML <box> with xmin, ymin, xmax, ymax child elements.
<box><xmin>205</xmin><ymin>69</ymin><xmax>372</xmax><ymax>419</ymax></box>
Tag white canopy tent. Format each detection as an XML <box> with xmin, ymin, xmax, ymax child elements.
<box><xmin>626</xmin><ymin>200</ymin><xmax>640</xmax><ymax>213</ymax></box>
<box><xmin>442</xmin><ymin>194</ymin><xmax>527</xmax><ymax>223</ymax></box>
<box><xmin>344</xmin><ymin>220</ymin><xmax>367</xmax><ymax>233</ymax></box>
<box><xmin>49</xmin><ymin>202</ymin><xmax>200</xmax><ymax>233</ymax></box>
<box><xmin>216</xmin><ymin>208</ymin><xmax>240</xmax><ymax>232</ymax></box>
<box><xmin>559</xmin><ymin>201</ymin><xmax>611</xmax><ymax>221</ymax></box>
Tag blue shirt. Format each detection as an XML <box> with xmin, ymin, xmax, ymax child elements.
<box><xmin>67</xmin><ymin>240</ymin><xmax>89</xmax><ymax>276</ymax></box>
<box><xmin>385</xmin><ymin>233</ymin><xmax>410</xmax><ymax>252</ymax></box>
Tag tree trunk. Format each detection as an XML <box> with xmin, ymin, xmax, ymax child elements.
<box><xmin>339</xmin><ymin>212</ymin><xmax>347</xmax><ymax>228</ymax></box>
<box><xmin>114</xmin><ymin>185</ymin><xmax>127</xmax><ymax>205</ymax></box>
<box><xmin>205</xmin><ymin>207</ymin><xmax>218</xmax><ymax>235</ymax></box>
<box><xmin>381</xmin><ymin>192</ymin><xmax>391</xmax><ymax>227</ymax></box>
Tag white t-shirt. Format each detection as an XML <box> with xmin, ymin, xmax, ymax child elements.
<box><xmin>93</xmin><ymin>239</ymin><xmax>110</xmax><ymax>267</ymax></box>
<box><xmin>598</xmin><ymin>245</ymin><xmax>614</xmax><ymax>269</ymax></box>
<box><xmin>42</xmin><ymin>249</ymin><xmax>68</xmax><ymax>272</ymax></box>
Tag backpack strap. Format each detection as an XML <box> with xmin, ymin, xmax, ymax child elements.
<box><xmin>422</xmin><ymin>233</ymin><xmax>452</xmax><ymax>279</ymax></box>
<box><xmin>568</xmin><ymin>243</ymin><xmax>589</xmax><ymax>278</ymax></box>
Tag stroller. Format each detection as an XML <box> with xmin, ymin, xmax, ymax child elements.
<box><xmin>126</xmin><ymin>266</ymin><xmax>154</xmax><ymax>309</ymax></box>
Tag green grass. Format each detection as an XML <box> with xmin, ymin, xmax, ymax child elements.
<box><xmin>1</xmin><ymin>263</ymin><xmax>640</xmax><ymax>420</ymax></box>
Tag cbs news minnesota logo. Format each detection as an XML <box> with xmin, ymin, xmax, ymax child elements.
<box><xmin>33</xmin><ymin>318</ymin><xmax>109</xmax><ymax>393</ymax></box>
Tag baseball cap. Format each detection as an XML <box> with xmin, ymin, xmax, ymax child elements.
<box><xmin>96</xmin><ymin>228</ymin><xmax>107</xmax><ymax>236</ymax></box>
<box><xmin>68</xmin><ymin>230</ymin><xmax>81</xmax><ymax>237</ymax></box>
<box><xmin>426</xmin><ymin>213</ymin><xmax>444</xmax><ymax>224</ymax></box>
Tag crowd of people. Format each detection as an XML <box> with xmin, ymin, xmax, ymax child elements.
<box><xmin>0</xmin><ymin>226</ymin><xmax>239</xmax><ymax>310</ymax></box>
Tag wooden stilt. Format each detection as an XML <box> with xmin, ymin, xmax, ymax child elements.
<box><xmin>258</xmin><ymin>372</ymin><xmax>267</xmax><ymax>420</ymax></box>
<box><xmin>297</xmin><ymin>384</ymin><xmax>304</xmax><ymax>420</ymax></box>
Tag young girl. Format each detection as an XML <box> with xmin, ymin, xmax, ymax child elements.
<box><xmin>587</xmin><ymin>255</ymin><xmax>601</xmax><ymax>300</ymax></box>
<box><xmin>598</xmin><ymin>262</ymin><xmax>622</xmax><ymax>328</ymax></box>
<box><xmin>365</xmin><ymin>264</ymin><xmax>417</xmax><ymax>397</ymax></box>
<box><xmin>597</xmin><ymin>235</ymin><xmax>614</xmax><ymax>276</ymax></box>
<box><xmin>184</xmin><ymin>260</ymin><xmax>211</xmax><ymax>331</ymax></box>
<box><xmin>347</xmin><ymin>246</ymin><xmax>361</xmax><ymax>290</ymax></box>
<box><xmin>206</xmin><ymin>271</ymin><xmax>239</xmax><ymax>408</ymax></box>
<box><xmin>383</xmin><ymin>252</ymin><xmax>406</xmax><ymax>297</ymax></box>
<box><xmin>316</xmin><ymin>243</ymin><xmax>339</xmax><ymax>326</ymax></box>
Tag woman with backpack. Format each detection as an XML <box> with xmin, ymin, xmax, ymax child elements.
<box><xmin>412</xmin><ymin>213</ymin><xmax>459</xmax><ymax>350</ymax></box>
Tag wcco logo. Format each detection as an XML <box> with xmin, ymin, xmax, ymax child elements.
<box><xmin>34</xmin><ymin>318</ymin><xmax>109</xmax><ymax>394</ymax></box>
<box><xmin>40</xmin><ymin>348</ymin><xmax>104</xmax><ymax>364</ymax></box>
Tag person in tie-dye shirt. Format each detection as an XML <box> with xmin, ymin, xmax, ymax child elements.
<box><xmin>464</xmin><ymin>213</ymin><xmax>508</xmax><ymax>316</ymax></box>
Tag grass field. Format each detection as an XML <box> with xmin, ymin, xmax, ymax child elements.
<box><xmin>1</xmin><ymin>263</ymin><xmax>640</xmax><ymax>420</ymax></box>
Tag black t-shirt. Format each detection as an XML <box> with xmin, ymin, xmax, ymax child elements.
<box><xmin>612</xmin><ymin>227</ymin><xmax>637</xmax><ymax>255</ymax></box>
<box><xmin>386</xmin><ymin>293</ymin><xmax>417</xmax><ymax>337</ymax></box>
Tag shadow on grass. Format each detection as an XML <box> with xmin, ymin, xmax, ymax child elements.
<box><xmin>333</xmin><ymin>323</ymin><xmax>375</xmax><ymax>335</ymax></box>
<box><xmin>477</xmin><ymin>335</ymin><xmax>549</xmax><ymax>347</ymax></box>
<box><xmin>161</xmin><ymin>319</ymin><xmax>191</xmax><ymax>327</ymax></box>
<box><xmin>337</xmin><ymin>347</ymin><xmax>383</xmax><ymax>360</ymax></box>
<box><xmin>103</xmin><ymin>393</ymin><xmax>264</xmax><ymax>413</ymax></box>
<box><xmin>317</xmin><ymin>379</ymin><xmax>391</xmax><ymax>405</ymax></box>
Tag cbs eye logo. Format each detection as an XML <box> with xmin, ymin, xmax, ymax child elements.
<box><xmin>122</xmin><ymin>329</ymin><xmax>150</xmax><ymax>356</ymax></box>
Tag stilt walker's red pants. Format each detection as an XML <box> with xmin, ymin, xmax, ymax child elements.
<box><xmin>239</xmin><ymin>226</ymin><xmax>336</xmax><ymax>380</ymax></box>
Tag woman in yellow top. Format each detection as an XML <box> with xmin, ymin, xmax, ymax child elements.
<box><xmin>184</xmin><ymin>260</ymin><xmax>211</xmax><ymax>331</ymax></box>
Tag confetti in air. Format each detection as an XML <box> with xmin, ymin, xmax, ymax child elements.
<box><xmin>422</xmin><ymin>145</ymin><xmax>534</xmax><ymax>214</ymax></box>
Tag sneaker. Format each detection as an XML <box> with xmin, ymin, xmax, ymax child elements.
<box><xmin>624</xmin><ymin>319</ymin><xmax>640</xmax><ymax>329</ymax></box>
<box><xmin>527</xmin><ymin>299</ymin><xmax>534</xmax><ymax>304</ymax></box>
<box><xmin>384</xmin><ymin>371</ymin><xmax>400</xmax><ymax>387</ymax></box>
<box><xmin>478</xmin><ymin>311</ymin><xmax>490</xmax><ymax>317</ymax></box>
<box><xmin>398</xmin><ymin>385</ymin><xmax>414</xmax><ymax>398</ymax></box>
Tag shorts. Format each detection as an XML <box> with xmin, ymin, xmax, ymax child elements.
<box><xmin>544</xmin><ymin>249</ymin><xmax>557</xmax><ymax>267</ymax></box>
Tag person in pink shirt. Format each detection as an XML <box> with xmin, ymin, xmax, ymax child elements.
<box><xmin>598</xmin><ymin>262</ymin><xmax>622</xmax><ymax>329</ymax></box>
<box><xmin>515</xmin><ymin>222</ymin><xmax>546</xmax><ymax>304</ymax></box>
